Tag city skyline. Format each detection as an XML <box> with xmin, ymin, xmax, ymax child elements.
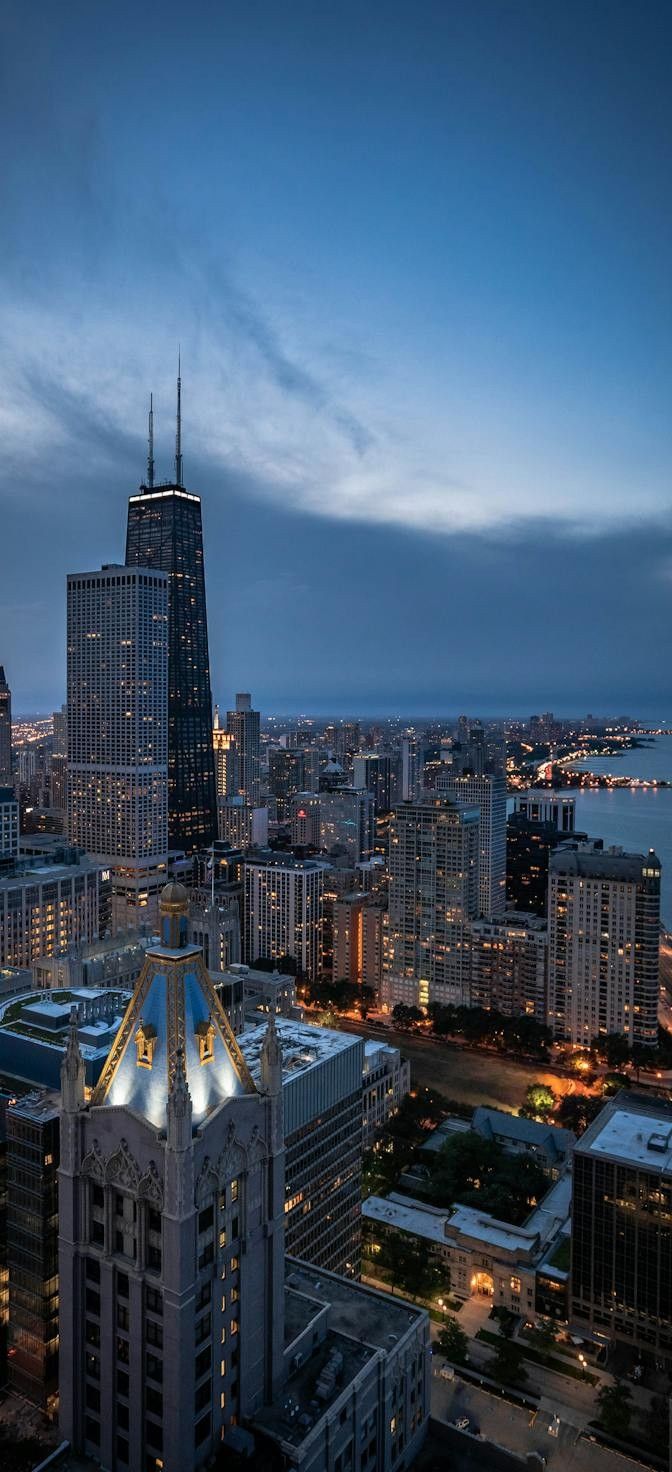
<box><xmin>1</xmin><ymin>1</ymin><xmax>671</xmax><ymax>715</ymax></box>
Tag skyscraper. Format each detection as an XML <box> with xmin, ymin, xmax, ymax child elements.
<box><xmin>212</xmin><ymin>706</ymin><xmax>238</xmax><ymax>798</ymax></box>
<box><xmin>226</xmin><ymin>694</ymin><xmax>261</xmax><ymax>807</ymax></box>
<box><xmin>0</xmin><ymin>667</ymin><xmax>11</xmax><ymax>787</ymax></box>
<box><xmin>243</xmin><ymin>851</ymin><xmax>326</xmax><ymax>979</ymax></box>
<box><xmin>548</xmin><ymin>844</ymin><xmax>661</xmax><ymax>1048</ymax></box>
<box><xmin>125</xmin><ymin>379</ymin><xmax>217</xmax><ymax>852</ymax></box>
<box><xmin>67</xmin><ymin>565</ymin><xmax>169</xmax><ymax>930</ymax></box>
<box><xmin>384</xmin><ymin>797</ymin><xmax>480</xmax><ymax>1010</ymax></box>
<box><xmin>436</xmin><ymin>768</ymin><xmax>507</xmax><ymax>916</ymax></box>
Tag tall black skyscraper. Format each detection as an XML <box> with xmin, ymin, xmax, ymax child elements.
<box><xmin>125</xmin><ymin>373</ymin><xmax>217</xmax><ymax>852</ymax></box>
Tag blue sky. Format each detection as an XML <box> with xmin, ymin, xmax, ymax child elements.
<box><xmin>1</xmin><ymin>0</ymin><xmax>670</xmax><ymax>715</ymax></box>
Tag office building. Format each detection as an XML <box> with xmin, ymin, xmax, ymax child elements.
<box><xmin>212</xmin><ymin>707</ymin><xmax>238</xmax><ymax>798</ymax></box>
<box><xmin>353</xmin><ymin>752</ymin><xmax>392</xmax><ymax>815</ymax></box>
<box><xmin>0</xmin><ymin>850</ymin><xmax>110</xmax><ymax>970</ymax></box>
<box><xmin>384</xmin><ymin>798</ymin><xmax>479</xmax><ymax>1009</ymax></box>
<box><xmin>33</xmin><ymin>930</ymin><xmax>156</xmax><ymax>994</ymax></box>
<box><xmin>319</xmin><ymin>786</ymin><xmax>375</xmax><ymax>864</ymax></box>
<box><xmin>0</xmin><ymin>986</ymin><xmax>132</xmax><ymax>1092</ymax></box>
<box><xmin>470</xmin><ymin>912</ymin><xmax>548</xmax><ymax>1022</ymax></box>
<box><xmin>67</xmin><ymin>564</ymin><xmax>169</xmax><ymax>930</ymax></box>
<box><xmin>290</xmin><ymin>791</ymin><xmax>321</xmax><ymax>848</ymax></box>
<box><xmin>436</xmin><ymin>768</ymin><xmax>507</xmax><ymax>916</ymax></box>
<box><xmin>58</xmin><ymin>881</ymin><xmax>286</xmax><ymax>1468</ymax></box>
<box><xmin>6</xmin><ymin>1090</ymin><xmax>61</xmax><ymax>1408</ymax></box>
<box><xmin>226</xmin><ymin>693</ymin><xmax>261</xmax><ymax>807</ymax></box>
<box><xmin>0</xmin><ymin>667</ymin><xmax>11</xmax><ymax>787</ymax></box>
<box><xmin>268</xmin><ymin>748</ymin><xmax>306</xmax><ymax>822</ymax></box>
<box><xmin>218</xmin><ymin>795</ymin><xmax>268</xmax><ymax>851</ymax></box>
<box><xmin>332</xmin><ymin>891</ymin><xmax>385</xmax><ymax>995</ymax></box>
<box><xmin>241</xmin><ymin>1017</ymin><xmax>364</xmax><ymax>1275</ymax></box>
<box><xmin>125</xmin><ymin>387</ymin><xmax>218</xmax><ymax>852</ymax></box>
<box><xmin>362</xmin><ymin>1040</ymin><xmax>410</xmax><ymax>1147</ymax></box>
<box><xmin>244</xmin><ymin>851</ymin><xmax>327</xmax><ymax>980</ymax></box>
<box><xmin>548</xmin><ymin>845</ymin><xmax>661</xmax><ymax>1047</ymax></box>
<box><xmin>506</xmin><ymin>812</ymin><xmax>569</xmax><ymax>916</ymax></box>
<box><xmin>399</xmin><ymin>733</ymin><xmax>419</xmax><ymax>801</ymax></box>
<box><xmin>571</xmin><ymin>1094</ymin><xmax>672</xmax><ymax>1357</ymax></box>
<box><xmin>513</xmin><ymin>790</ymin><xmax>576</xmax><ymax>833</ymax></box>
<box><xmin>0</xmin><ymin>786</ymin><xmax>19</xmax><ymax>866</ymax></box>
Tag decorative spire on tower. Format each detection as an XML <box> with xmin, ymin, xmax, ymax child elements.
<box><xmin>175</xmin><ymin>350</ymin><xmax>183</xmax><ymax>486</ymax></box>
<box><xmin>167</xmin><ymin>1045</ymin><xmax>193</xmax><ymax>1150</ymax></box>
<box><xmin>260</xmin><ymin>1011</ymin><xmax>283</xmax><ymax>1096</ymax></box>
<box><xmin>61</xmin><ymin>1005</ymin><xmax>85</xmax><ymax>1113</ymax></box>
<box><xmin>147</xmin><ymin>392</ymin><xmax>155</xmax><ymax>488</ymax></box>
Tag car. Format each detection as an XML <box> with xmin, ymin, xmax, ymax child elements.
<box><xmin>439</xmin><ymin>1365</ymin><xmax>455</xmax><ymax>1381</ymax></box>
<box><xmin>455</xmin><ymin>1417</ymin><xmax>470</xmax><ymax>1431</ymax></box>
<box><xmin>548</xmin><ymin>1416</ymin><xmax>560</xmax><ymax>1438</ymax></box>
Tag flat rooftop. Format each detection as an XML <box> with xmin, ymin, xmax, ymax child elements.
<box><xmin>240</xmin><ymin>1016</ymin><xmax>360</xmax><ymax>1081</ymax></box>
<box><xmin>578</xmin><ymin>1096</ymin><xmax>672</xmax><ymax>1173</ymax></box>
<box><xmin>364</xmin><ymin>1192</ymin><xmax>540</xmax><ymax>1257</ymax></box>
<box><xmin>287</xmin><ymin>1262</ymin><xmax>424</xmax><ymax>1348</ymax></box>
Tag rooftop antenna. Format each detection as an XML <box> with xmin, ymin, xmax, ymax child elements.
<box><xmin>175</xmin><ymin>349</ymin><xmax>183</xmax><ymax>486</ymax></box>
<box><xmin>147</xmin><ymin>393</ymin><xmax>155</xmax><ymax>488</ymax></box>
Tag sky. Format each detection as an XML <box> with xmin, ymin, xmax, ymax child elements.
<box><xmin>1</xmin><ymin>0</ymin><xmax>671</xmax><ymax>717</ymax></box>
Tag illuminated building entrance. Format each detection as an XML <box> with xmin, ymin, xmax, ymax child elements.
<box><xmin>471</xmin><ymin>1271</ymin><xmax>494</xmax><ymax>1297</ymax></box>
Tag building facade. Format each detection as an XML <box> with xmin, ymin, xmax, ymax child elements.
<box><xmin>548</xmin><ymin>845</ymin><xmax>661</xmax><ymax>1047</ymax></box>
<box><xmin>6</xmin><ymin>1091</ymin><xmax>60</xmax><ymax>1407</ymax></box>
<box><xmin>212</xmin><ymin>707</ymin><xmax>238</xmax><ymax>799</ymax></box>
<box><xmin>384</xmin><ymin>798</ymin><xmax>479</xmax><ymax>1009</ymax></box>
<box><xmin>244</xmin><ymin>852</ymin><xmax>326</xmax><ymax>980</ymax></box>
<box><xmin>319</xmin><ymin>786</ymin><xmax>375</xmax><ymax>864</ymax></box>
<box><xmin>332</xmin><ymin>892</ymin><xmax>385</xmax><ymax>995</ymax></box>
<box><xmin>125</xmin><ymin>468</ymin><xmax>217</xmax><ymax>852</ymax></box>
<box><xmin>67</xmin><ymin>565</ymin><xmax>169</xmax><ymax>930</ymax></box>
<box><xmin>226</xmin><ymin>694</ymin><xmax>261</xmax><ymax>808</ymax></box>
<box><xmin>362</xmin><ymin>1041</ymin><xmax>411</xmax><ymax>1147</ymax></box>
<box><xmin>0</xmin><ymin>668</ymin><xmax>11</xmax><ymax>788</ymax></box>
<box><xmin>0</xmin><ymin>851</ymin><xmax>110</xmax><ymax>970</ymax></box>
<box><xmin>0</xmin><ymin>786</ymin><xmax>19</xmax><ymax>866</ymax></box>
<box><xmin>513</xmin><ymin>791</ymin><xmax>576</xmax><ymax>833</ymax></box>
<box><xmin>470</xmin><ymin>912</ymin><xmax>548</xmax><ymax>1021</ymax></box>
<box><xmin>436</xmin><ymin>769</ymin><xmax>507</xmax><ymax>916</ymax></box>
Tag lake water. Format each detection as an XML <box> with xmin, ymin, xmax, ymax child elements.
<box><xmin>563</xmin><ymin>734</ymin><xmax>672</xmax><ymax>927</ymax></box>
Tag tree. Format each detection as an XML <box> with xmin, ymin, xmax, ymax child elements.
<box><xmin>530</xmin><ymin>1318</ymin><xmax>557</xmax><ymax>1363</ymax></box>
<box><xmin>519</xmin><ymin>1082</ymin><xmax>556</xmax><ymax>1121</ymax></box>
<box><xmin>392</xmin><ymin>1003</ymin><xmax>424</xmax><ymax>1029</ymax></box>
<box><xmin>375</xmin><ymin>1231</ymin><xmax>441</xmax><ymax>1301</ymax></box>
<box><xmin>603</xmin><ymin>1072</ymin><xmax>630</xmax><ymax>1096</ymax></box>
<box><xmin>437</xmin><ymin>1315</ymin><xmax>469</xmax><ymax>1366</ymax></box>
<box><xmin>489</xmin><ymin>1340</ymin><xmax>527</xmax><ymax>1387</ymax></box>
<box><xmin>556</xmin><ymin>1093</ymin><xmax>602</xmax><ymax>1136</ymax></box>
<box><xmin>597</xmin><ymin>1382</ymin><xmax>632</xmax><ymax>1440</ymax></box>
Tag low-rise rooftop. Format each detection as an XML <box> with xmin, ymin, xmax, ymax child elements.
<box><xmin>577</xmin><ymin>1094</ymin><xmax>672</xmax><ymax>1173</ymax></box>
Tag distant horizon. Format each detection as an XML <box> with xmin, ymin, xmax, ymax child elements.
<box><xmin>12</xmin><ymin>703</ymin><xmax>671</xmax><ymax>726</ymax></box>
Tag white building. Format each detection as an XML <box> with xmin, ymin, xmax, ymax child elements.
<box><xmin>548</xmin><ymin>844</ymin><xmax>661</xmax><ymax>1047</ymax></box>
<box><xmin>244</xmin><ymin>851</ymin><xmax>327</xmax><ymax>980</ymax></box>
<box><xmin>384</xmin><ymin>798</ymin><xmax>479</xmax><ymax>1009</ymax></box>
<box><xmin>362</xmin><ymin>1040</ymin><xmax>411</xmax><ymax>1146</ymax></box>
<box><xmin>513</xmin><ymin>790</ymin><xmax>576</xmax><ymax>833</ymax></box>
<box><xmin>218</xmin><ymin>796</ymin><xmax>268</xmax><ymax>851</ymax></box>
<box><xmin>67</xmin><ymin>565</ymin><xmax>169</xmax><ymax>931</ymax></box>
<box><xmin>436</xmin><ymin>769</ymin><xmax>507</xmax><ymax>916</ymax></box>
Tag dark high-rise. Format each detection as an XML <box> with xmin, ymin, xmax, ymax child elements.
<box><xmin>125</xmin><ymin>377</ymin><xmax>217</xmax><ymax>852</ymax></box>
<box><xmin>0</xmin><ymin>667</ymin><xmax>11</xmax><ymax>787</ymax></box>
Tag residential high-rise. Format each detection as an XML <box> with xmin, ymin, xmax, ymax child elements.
<box><xmin>513</xmin><ymin>790</ymin><xmax>576</xmax><ymax>833</ymax></box>
<box><xmin>436</xmin><ymin>768</ymin><xmax>507</xmax><ymax>916</ymax></box>
<box><xmin>353</xmin><ymin>752</ymin><xmax>392</xmax><ymax>815</ymax></box>
<box><xmin>67</xmin><ymin>565</ymin><xmax>169</xmax><ymax>930</ymax></box>
<box><xmin>571</xmin><ymin>1094</ymin><xmax>672</xmax><ymax>1357</ymax></box>
<box><xmin>244</xmin><ymin>851</ymin><xmax>326</xmax><ymax>979</ymax></box>
<box><xmin>289</xmin><ymin>791</ymin><xmax>321</xmax><ymax>848</ymax></box>
<box><xmin>125</xmin><ymin>384</ymin><xmax>217</xmax><ymax>852</ymax></box>
<box><xmin>506</xmin><ymin>813</ymin><xmax>567</xmax><ymax>916</ymax></box>
<box><xmin>226</xmin><ymin>694</ymin><xmax>261</xmax><ymax>807</ymax></box>
<box><xmin>218</xmin><ymin>795</ymin><xmax>268</xmax><ymax>851</ymax></box>
<box><xmin>470</xmin><ymin>912</ymin><xmax>548</xmax><ymax>1022</ymax></box>
<box><xmin>0</xmin><ymin>787</ymin><xmax>18</xmax><ymax>867</ymax></box>
<box><xmin>0</xmin><ymin>667</ymin><xmax>11</xmax><ymax>787</ymax></box>
<box><xmin>384</xmin><ymin>798</ymin><xmax>480</xmax><ymax>1010</ymax></box>
<box><xmin>268</xmin><ymin>748</ymin><xmax>305</xmax><ymax>821</ymax></box>
<box><xmin>0</xmin><ymin>850</ymin><xmax>110</xmax><ymax>969</ymax></box>
<box><xmin>548</xmin><ymin>844</ymin><xmax>661</xmax><ymax>1047</ymax></box>
<box><xmin>6</xmin><ymin>1091</ymin><xmax>60</xmax><ymax>1408</ymax></box>
<box><xmin>58</xmin><ymin>881</ymin><xmax>286</xmax><ymax>1469</ymax></box>
<box><xmin>333</xmin><ymin>891</ymin><xmax>385</xmax><ymax>995</ymax></box>
<box><xmin>212</xmin><ymin>706</ymin><xmax>238</xmax><ymax>798</ymax></box>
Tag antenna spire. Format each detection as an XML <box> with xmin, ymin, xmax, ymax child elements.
<box><xmin>147</xmin><ymin>393</ymin><xmax>155</xmax><ymax>488</ymax></box>
<box><xmin>175</xmin><ymin>349</ymin><xmax>183</xmax><ymax>486</ymax></box>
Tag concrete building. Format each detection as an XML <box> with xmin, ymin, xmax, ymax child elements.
<box><xmin>571</xmin><ymin>1094</ymin><xmax>672</xmax><ymax>1358</ymax></box>
<box><xmin>0</xmin><ymin>785</ymin><xmax>19</xmax><ymax>866</ymax></box>
<box><xmin>362</xmin><ymin>1040</ymin><xmax>411</xmax><ymax>1147</ymax></box>
<box><xmin>0</xmin><ymin>986</ymin><xmax>131</xmax><ymax>1091</ymax></box>
<box><xmin>384</xmin><ymin>798</ymin><xmax>479</xmax><ymax>1010</ymax></box>
<box><xmin>254</xmin><ymin>1262</ymin><xmax>429</xmax><ymax>1472</ymax></box>
<box><xmin>233</xmin><ymin>963</ymin><xmax>298</xmax><ymax>1020</ymax></box>
<box><xmin>513</xmin><ymin>790</ymin><xmax>576</xmax><ymax>833</ymax></box>
<box><xmin>33</xmin><ymin>929</ymin><xmax>156</xmax><ymax>993</ymax></box>
<box><xmin>241</xmin><ymin>1017</ymin><xmax>364</xmax><ymax>1276</ymax></box>
<box><xmin>218</xmin><ymin>795</ymin><xmax>268</xmax><ymax>851</ymax></box>
<box><xmin>319</xmin><ymin>786</ymin><xmax>375</xmax><ymax>864</ymax></box>
<box><xmin>0</xmin><ymin>849</ymin><xmax>110</xmax><ymax>970</ymax></box>
<box><xmin>548</xmin><ymin>844</ymin><xmax>661</xmax><ymax>1047</ymax></box>
<box><xmin>0</xmin><ymin>667</ymin><xmax>11</xmax><ymax>787</ymax></box>
<box><xmin>58</xmin><ymin>881</ymin><xmax>287</xmax><ymax>1469</ymax></box>
<box><xmin>212</xmin><ymin>705</ymin><xmax>238</xmax><ymax>798</ymax></box>
<box><xmin>289</xmin><ymin>791</ymin><xmax>321</xmax><ymax>848</ymax></box>
<box><xmin>226</xmin><ymin>693</ymin><xmax>261</xmax><ymax>807</ymax></box>
<box><xmin>470</xmin><ymin>912</ymin><xmax>548</xmax><ymax>1021</ymax></box>
<box><xmin>333</xmin><ymin>892</ymin><xmax>385</xmax><ymax>994</ymax></box>
<box><xmin>244</xmin><ymin>851</ymin><xmax>327</xmax><ymax>980</ymax></box>
<box><xmin>67</xmin><ymin>564</ymin><xmax>169</xmax><ymax>930</ymax></box>
<box><xmin>436</xmin><ymin>769</ymin><xmax>507</xmax><ymax>917</ymax></box>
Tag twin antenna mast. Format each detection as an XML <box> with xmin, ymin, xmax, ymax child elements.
<box><xmin>145</xmin><ymin>355</ymin><xmax>184</xmax><ymax>489</ymax></box>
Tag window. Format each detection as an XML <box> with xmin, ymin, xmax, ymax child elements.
<box><xmin>85</xmin><ymin>1321</ymin><xmax>100</xmax><ymax>1348</ymax></box>
<box><xmin>86</xmin><ymin>1258</ymin><xmax>101</xmax><ymax>1283</ymax></box>
<box><xmin>196</xmin><ymin>1019</ymin><xmax>215</xmax><ymax>1064</ymax></box>
<box><xmin>195</xmin><ymin>1414</ymin><xmax>211</xmax><ymax>1447</ymax></box>
<box><xmin>85</xmin><ymin>1417</ymin><xmax>100</xmax><ymax>1446</ymax></box>
<box><xmin>146</xmin><ymin>1353</ymin><xmax>163</xmax><ymax>1384</ymax></box>
<box><xmin>86</xmin><ymin>1386</ymin><xmax>100</xmax><ymax>1412</ymax></box>
<box><xmin>117</xmin><ymin>1403</ymin><xmax>129</xmax><ymax>1430</ymax></box>
<box><xmin>117</xmin><ymin>1370</ymin><xmax>129</xmax><ymax>1397</ymax></box>
<box><xmin>199</xmin><ymin>1205</ymin><xmax>214</xmax><ymax>1233</ymax></box>
<box><xmin>146</xmin><ymin>1387</ymin><xmax>163</xmax><ymax>1416</ymax></box>
<box><xmin>117</xmin><ymin>1337</ymin><xmax>130</xmax><ymax>1365</ymax></box>
<box><xmin>117</xmin><ymin>1272</ymin><xmax>129</xmax><ymax>1297</ymax></box>
<box><xmin>146</xmin><ymin>1287</ymin><xmax>162</xmax><ymax>1316</ymax></box>
<box><xmin>116</xmin><ymin>1436</ymin><xmax>129</xmax><ymax>1464</ymax></box>
<box><xmin>146</xmin><ymin>1320</ymin><xmax>163</xmax><ymax>1348</ymax></box>
<box><xmin>135</xmin><ymin>1022</ymin><xmax>157</xmax><ymax>1068</ymax></box>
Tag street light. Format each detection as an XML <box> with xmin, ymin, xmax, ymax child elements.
<box><xmin>578</xmin><ymin>1352</ymin><xmax>586</xmax><ymax>1378</ymax></box>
